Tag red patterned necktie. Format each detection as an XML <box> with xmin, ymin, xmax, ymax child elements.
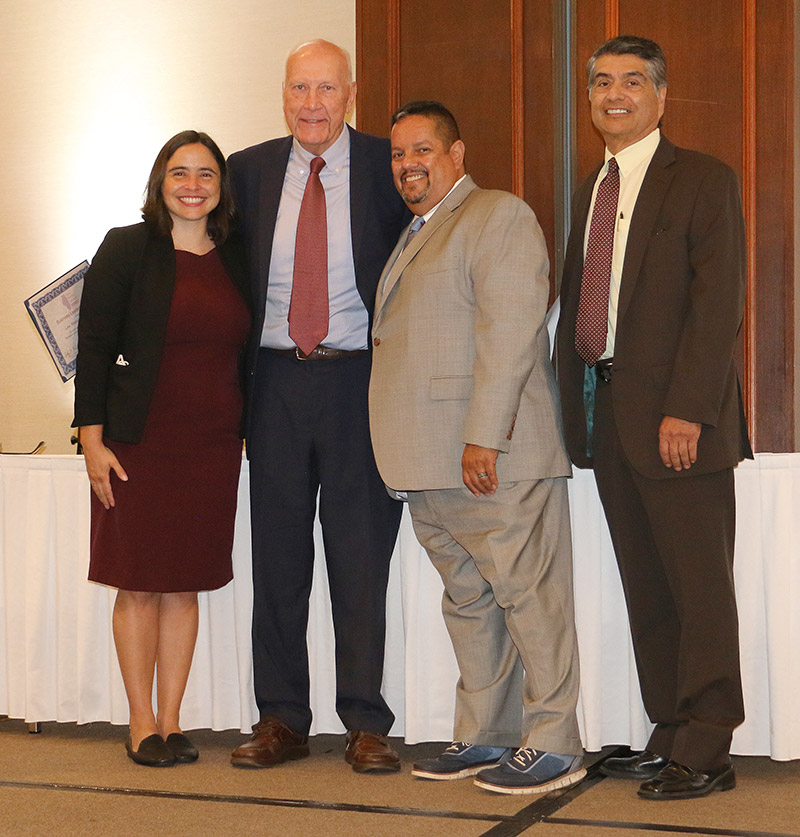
<box><xmin>288</xmin><ymin>156</ymin><xmax>328</xmax><ymax>355</ymax></box>
<box><xmin>575</xmin><ymin>157</ymin><xmax>620</xmax><ymax>366</ymax></box>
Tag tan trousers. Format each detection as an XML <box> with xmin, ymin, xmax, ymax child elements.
<box><xmin>407</xmin><ymin>477</ymin><xmax>582</xmax><ymax>755</ymax></box>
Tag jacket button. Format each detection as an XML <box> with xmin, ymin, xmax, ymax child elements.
<box><xmin>373</xmin><ymin>337</ymin><xmax>381</xmax><ymax>347</ymax></box>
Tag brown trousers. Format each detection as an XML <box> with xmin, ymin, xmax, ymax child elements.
<box><xmin>592</xmin><ymin>379</ymin><xmax>744</xmax><ymax>771</ymax></box>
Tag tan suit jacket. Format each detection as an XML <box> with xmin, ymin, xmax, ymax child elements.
<box><xmin>369</xmin><ymin>175</ymin><xmax>570</xmax><ymax>491</ymax></box>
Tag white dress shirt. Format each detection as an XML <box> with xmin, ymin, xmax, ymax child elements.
<box><xmin>584</xmin><ymin>128</ymin><xmax>661</xmax><ymax>359</ymax></box>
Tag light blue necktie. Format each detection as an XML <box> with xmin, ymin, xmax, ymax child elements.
<box><xmin>403</xmin><ymin>217</ymin><xmax>425</xmax><ymax>250</ymax></box>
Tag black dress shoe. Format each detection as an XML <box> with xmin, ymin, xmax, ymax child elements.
<box><xmin>165</xmin><ymin>732</ymin><xmax>199</xmax><ymax>763</ymax></box>
<box><xmin>600</xmin><ymin>750</ymin><xmax>669</xmax><ymax>780</ymax></box>
<box><xmin>125</xmin><ymin>734</ymin><xmax>176</xmax><ymax>767</ymax></box>
<box><xmin>638</xmin><ymin>759</ymin><xmax>736</xmax><ymax>800</ymax></box>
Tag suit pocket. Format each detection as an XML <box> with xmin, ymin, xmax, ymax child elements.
<box><xmin>430</xmin><ymin>375</ymin><xmax>473</xmax><ymax>400</ymax></box>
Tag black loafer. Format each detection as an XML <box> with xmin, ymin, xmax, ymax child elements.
<box><xmin>600</xmin><ymin>750</ymin><xmax>669</xmax><ymax>780</ymax></box>
<box><xmin>165</xmin><ymin>732</ymin><xmax>199</xmax><ymax>763</ymax></box>
<box><xmin>638</xmin><ymin>759</ymin><xmax>736</xmax><ymax>800</ymax></box>
<box><xmin>125</xmin><ymin>734</ymin><xmax>176</xmax><ymax>767</ymax></box>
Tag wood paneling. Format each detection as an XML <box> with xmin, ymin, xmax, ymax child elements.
<box><xmin>522</xmin><ymin>0</ymin><xmax>556</xmax><ymax>283</ymax></box>
<box><xmin>356</xmin><ymin>0</ymin><xmax>796</xmax><ymax>451</ymax></box>
<box><xmin>356</xmin><ymin>1</ymin><xmax>559</xmax><ymax>287</ymax></box>
<box><xmin>753</xmin><ymin>0</ymin><xmax>795</xmax><ymax>450</ymax></box>
<box><xmin>397</xmin><ymin>2</ymin><xmax>514</xmax><ymax>194</ymax></box>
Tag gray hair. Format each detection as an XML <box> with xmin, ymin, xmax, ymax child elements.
<box><xmin>587</xmin><ymin>35</ymin><xmax>667</xmax><ymax>91</ymax></box>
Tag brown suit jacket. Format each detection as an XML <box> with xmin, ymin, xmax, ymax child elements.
<box><xmin>557</xmin><ymin>135</ymin><xmax>752</xmax><ymax>478</ymax></box>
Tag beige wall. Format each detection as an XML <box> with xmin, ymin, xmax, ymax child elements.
<box><xmin>0</xmin><ymin>0</ymin><xmax>355</xmax><ymax>454</ymax></box>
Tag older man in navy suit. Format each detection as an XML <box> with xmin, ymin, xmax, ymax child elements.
<box><xmin>228</xmin><ymin>39</ymin><xmax>408</xmax><ymax>773</ymax></box>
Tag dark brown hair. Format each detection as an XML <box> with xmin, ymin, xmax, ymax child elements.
<box><xmin>141</xmin><ymin>130</ymin><xmax>236</xmax><ymax>243</ymax></box>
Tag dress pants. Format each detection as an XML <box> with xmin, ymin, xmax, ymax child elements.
<box><xmin>592</xmin><ymin>377</ymin><xmax>744</xmax><ymax>771</ymax></box>
<box><xmin>407</xmin><ymin>478</ymin><xmax>583</xmax><ymax>755</ymax></box>
<box><xmin>248</xmin><ymin>349</ymin><xmax>402</xmax><ymax>735</ymax></box>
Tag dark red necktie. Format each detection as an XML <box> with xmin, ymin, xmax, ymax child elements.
<box><xmin>575</xmin><ymin>157</ymin><xmax>620</xmax><ymax>366</ymax></box>
<box><xmin>289</xmin><ymin>156</ymin><xmax>328</xmax><ymax>355</ymax></box>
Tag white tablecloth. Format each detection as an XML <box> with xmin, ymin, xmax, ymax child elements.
<box><xmin>1</xmin><ymin>454</ymin><xmax>798</xmax><ymax>759</ymax></box>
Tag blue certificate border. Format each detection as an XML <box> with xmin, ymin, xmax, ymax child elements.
<box><xmin>24</xmin><ymin>261</ymin><xmax>89</xmax><ymax>382</ymax></box>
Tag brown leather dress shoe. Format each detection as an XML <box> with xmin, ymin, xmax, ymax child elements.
<box><xmin>230</xmin><ymin>716</ymin><xmax>310</xmax><ymax>768</ymax></box>
<box><xmin>637</xmin><ymin>759</ymin><xmax>736</xmax><ymax>800</ymax></box>
<box><xmin>345</xmin><ymin>730</ymin><xmax>401</xmax><ymax>773</ymax></box>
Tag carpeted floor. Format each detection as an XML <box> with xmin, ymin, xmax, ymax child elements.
<box><xmin>1</xmin><ymin>718</ymin><xmax>798</xmax><ymax>836</ymax></box>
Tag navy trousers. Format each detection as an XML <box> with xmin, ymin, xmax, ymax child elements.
<box><xmin>247</xmin><ymin>349</ymin><xmax>401</xmax><ymax>735</ymax></box>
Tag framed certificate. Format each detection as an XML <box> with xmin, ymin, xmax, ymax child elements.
<box><xmin>24</xmin><ymin>261</ymin><xmax>89</xmax><ymax>382</ymax></box>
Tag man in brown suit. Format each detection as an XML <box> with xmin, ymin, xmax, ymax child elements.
<box><xmin>556</xmin><ymin>36</ymin><xmax>752</xmax><ymax>800</ymax></box>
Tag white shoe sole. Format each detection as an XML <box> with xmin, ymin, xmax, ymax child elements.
<box><xmin>474</xmin><ymin>766</ymin><xmax>587</xmax><ymax>795</ymax></box>
<box><xmin>412</xmin><ymin>762</ymin><xmax>501</xmax><ymax>780</ymax></box>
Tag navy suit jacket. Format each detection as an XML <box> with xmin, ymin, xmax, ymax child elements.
<box><xmin>227</xmin><ymin>125</ymin><xmax>410</xmax><ymax>442</ymax></box>
<box><xmin>557</xmin><ymin>136</ymin><xmax>752</xmax><ymax>478</ymax></box>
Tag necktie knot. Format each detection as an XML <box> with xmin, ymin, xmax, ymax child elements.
<box><xmin>310</xmin><ymin>156</ymin><xmax>326</xmax><ymax>175</ymax></box>
<box><xmin>403</xmin><ymin>217</ymin><xmax>425</xmax><ymax>250</ymax></box>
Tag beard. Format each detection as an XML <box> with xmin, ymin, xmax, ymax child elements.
<box><xmin>399</xmin><ymin>171</ymin><xmax>429</xmax><ymax>205</ymax></box>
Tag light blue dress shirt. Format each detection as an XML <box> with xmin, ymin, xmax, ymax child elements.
<box><xmin>260</xmin><ymin>127</ymin><xmax>369</xmax><ymax>350</ymax></box>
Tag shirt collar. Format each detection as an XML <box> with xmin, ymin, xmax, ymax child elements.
<box><xmin>419</xmin><ymin>174</ymin><xmax>468</xmax><ymax>222</ymax></box>
<box><xmin>604</xmin><ymin>128</ymin><xmax>660</xmax><ymax>177</ymax></box>
<box><xmin>291</xmin><ymin>123</ymin><xmax>350</xmax><ymax>174</ymax></box>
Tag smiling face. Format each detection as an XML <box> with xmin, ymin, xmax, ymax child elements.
<box><xmin>390</xmin><ymin>114</ymin><xmax>465</xmax><ymax>216</ymax></box>
<box><xmin>283</xmin><ymin>42</ymin><xmax>356</xmax><ymax>156</ymax></box>
<box><xmin>161</xmin><ymin>143</ymin><xmax>221</xmax><ymax>228</ymax></box>
<box><xmin>589</xmin><ymin>54</ymin><xmax>666</xmax><ymax>154</ymax></box>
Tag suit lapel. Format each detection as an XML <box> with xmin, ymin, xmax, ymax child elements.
<box><xmin>254</xmin><ymin>137</ymin><xmax>292</xmax><ymax>314</ymax></box>
<box><xmin>617</xmin><ymin>137</ymin><xmax>676</xmax><ymax>323</ymax></box>
<box><xmin>561</xmin><ymin>170</ymin><xmax>598</xmax><ymax>316</ymax></box>
<box><xmin>376</xmin><ymin>175</ymin><xmax>477</xmax><ymax>318</ymax></box>
<box><xmin>347</xmin><ymin>126</ymin><xmax>370</xmax><ymax>276</ymax></box>
<box><xmin>138</xmin><ymin>231</ymin><xmax>178</xmax><ymax>342</ymax></box>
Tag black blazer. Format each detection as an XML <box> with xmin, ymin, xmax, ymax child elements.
<box><xmin>72</xmin><ymin>222</ymin><xmax>251</xmax><ymax>444</ymax></box>
<box><xmin>557</xmin><ymin>135</ymin><xmax>752</xmax><ymax>478</ymax></box>
<box><xmin>227</xmin><ymin>125</ymin><xmax>410</xmax><ymax>440</ymax></box>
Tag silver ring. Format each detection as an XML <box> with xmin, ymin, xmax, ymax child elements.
<box><xmin>476</xmin><ymin>472</ymin><xmax>488</xmax><ymax>478</ymax></box>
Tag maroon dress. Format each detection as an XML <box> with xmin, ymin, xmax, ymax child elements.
<box><xmin>88</xmin><ymin>249</ymin><xmax>250</xmax><ymax>592</ymax></box>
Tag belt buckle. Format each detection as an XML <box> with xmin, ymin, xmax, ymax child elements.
<box><xmin>295</xmin><ymin>347</ymin><xmax>309</xmax><ymax>361</ymax></box>
<box><xmin>597</xmin><ymin>362</ymin><xmax>612</xmax><ymax>383</ymax></box>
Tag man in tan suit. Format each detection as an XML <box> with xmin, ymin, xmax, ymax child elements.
<box><xmin>369</xmin><ymin>101</ymin><xmax>583</xmax><ymax>795</ymax></box>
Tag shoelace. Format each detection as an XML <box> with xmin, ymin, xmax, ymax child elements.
<box><xmin>510</xmin><ymin>748</ymin><xmax>541</xmax><ymax>769</ymax></box>
<box><xmin>445</xmin><ymin>741</ymin><xmax>471</xmax><ymax>755</ymax></box>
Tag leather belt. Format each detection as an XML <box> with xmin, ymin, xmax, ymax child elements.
<box><xmin>266</xmin><ymin>346</ymin><xmax>369</xmax><ymax>361</ymax></box>
<box><xmin>595</xmin><ymin>358</ymin><xmax>614</xmax><ymax>383</ymax></box>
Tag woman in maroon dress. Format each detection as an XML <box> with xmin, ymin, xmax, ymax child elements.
<box><xmin>73</xmin><ymin>131</ymin><xmax>251</xmax><ymax>766</ymax></box>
